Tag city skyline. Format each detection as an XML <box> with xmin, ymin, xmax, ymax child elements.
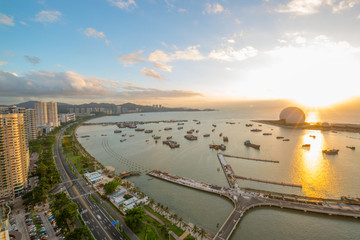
<box><xmin>1</xmin><ymin>0</ymin><xmax>360</xmax><ymax>108</ymax></box>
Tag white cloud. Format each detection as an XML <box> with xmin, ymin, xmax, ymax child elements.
<box><xmin>149</xmin><ymin>50</ymin><xmax>171</xmax><ymax>63</ymax></box>
<box><xmin>171</xmin><ymin>45</ymin><xmax>205</xmax><ymax>61</ymax></box>
<box><xmin>141</xmin><ymin>67</ymin><xmax>163</xmax><ymax>81</ymax></box>
<box><xmin>235</xmin><ymin>18</ymin><xmax>242</xmax><ymax>24</ymax></box>
<box><xmin>0</xmin><ymin>13</ymin><xmax>14</xmax><ymax>26</ymax></box>
<box><xmin>0</xmin><ymin>61</ymin><xmax>8</xmax><ymax>66</ymax></box>
<box><xmin>0</xmin><ymin>69</ymin><xmax>201</xmax><ymax>100</ymax></box>
<box><xmin>118</xmin><ymin>50</ymin><xmax>146</xmax><ymax>65</ymax></box>
<box><xmin>83</xmin><ymin>28</ymin><xmax>106</xmax><ymax>39</ymax></box>
<box><xmin>20</xmin><ymin>21</ymin><xmax>28</xmax><ymax>25</ymax></box>
<box><xmin>203</xmin><ymin>3</ymin><xmax>228</xmax><ymax>14</ymax></box>
<box><xmin>178</xmin><ymin>8</ymin><xmax>187</xmax><ymax>12</ymax></box>
<box><xmin>276</xmin><ymin>0</ymin><xmax>323</xmax><ymax>15</ymax></box>
<box><xmin>209</xmin><ymin>46</ymin><xmax>258</xmax><ymax>61</ymax></box>
<box><xmin>153</xmin><ymin>62</ymin><xmax>172</xmax><ymax>72</ymax></box>
<box><xmin>83</xmin><ymin>28</ymin><xmax>109</xmax><ymax>45</ymax></box>
<box><xmin>24</xmin><ymin>55</ymin><xmax>40</xmax><ymax>65</ymax></box>
<box><xmin>35</xmin><ymin>10</ymin><xmax>61</xmax><ymax>23</ymax></box>
<box><xmin>108</xmin><ymin>0</ymin><xmax>136</xmax><ymax>10</ymax></box>
<box><xmin>276</xmin><ymin>0</ymin><xmax>360</xmax><ymax>15</ymax></box>
<box><xmin>122</xmin><ymin>82</ymin><xmax>202</xmax><ymax>99</ymax></box>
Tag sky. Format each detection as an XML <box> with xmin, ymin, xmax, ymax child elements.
<box><xmin>1</xmin><ymin>0</ymin><xmax>360</xmax><ymax>108</ymax></box>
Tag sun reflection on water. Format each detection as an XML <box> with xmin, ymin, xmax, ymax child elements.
<box><xmin>295</xmin><ymin>131</ymin><xmax>338</xmax><ymax>198</ymax></box>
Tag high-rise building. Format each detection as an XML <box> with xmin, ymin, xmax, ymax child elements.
<box><xmin>35</xmin><ymin>101</ymin><xmax>47</xmax><ymax>126</ymax></box>
<box><xmin>0</xmin><ymin>113</ymin><xmax>29</xmax><ymax>200</ymax></box>
<box><xmin>46</xmin><ymin>102</ymin><xmax>59</xmax><ymax>127</ymax></box>
<box><xmin>25</xmin><ymin>109</ymin><xmax>36</xmax><ymax>141</ymax></box>
<box><xmin>34</xmin><ymin>101</ymin><xmax>59</xmax><ymax>127</ymax></box>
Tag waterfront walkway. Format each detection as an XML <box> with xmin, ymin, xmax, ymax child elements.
<box><xmin>147</xmin><ymin>153</ymin><xmax>360</xmax><ymax>240</ymax></box>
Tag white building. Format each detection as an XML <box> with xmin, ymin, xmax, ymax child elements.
<box><xmin>59</xmin><ymin>113</ymin><xmax>76</xmax><ymax>123</ymax></box>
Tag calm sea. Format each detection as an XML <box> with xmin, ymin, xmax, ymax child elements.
<box><xmin>77</xmin><ymin>110</ymin><xmax>360</xmax><ymax>239</ymax></box>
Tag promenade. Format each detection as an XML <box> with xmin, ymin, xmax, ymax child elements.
<box><xmin>148</xmin><ymin>153</ymin><xmax>360</xmax><ymax>240</ymax></box>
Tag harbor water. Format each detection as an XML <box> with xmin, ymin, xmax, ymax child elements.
<box><xmin>77</xmin><ymin>110</ymin><xmax>360</xmax><ymax>239</ymax></box>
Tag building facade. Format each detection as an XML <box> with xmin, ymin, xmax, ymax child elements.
<box><xmin>46</xmin><ymin>102</ymin><xmax>59</xmax><ymax>127</ymax></box>
<box><xmin>0</xmin><ymin>113</ymin><xmax>29</xmax><ymax>200</ymax></box>
<box><xmin>35</xmin><ymin>101</ymin><xmax>47</xmax><ymax>126</ymax></box>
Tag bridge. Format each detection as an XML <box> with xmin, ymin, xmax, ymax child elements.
<box><xmin>147</xmin><ymin>153</ymin><xmax>360</xmax><ymax>240</ymax></box>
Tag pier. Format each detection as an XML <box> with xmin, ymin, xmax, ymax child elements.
<box><xmin>234</xmin><ymin>175</ymin><xmax>302</xmax><ymax>188</ymax></box>
<box><xmin>148</xmin><ymin>153</ymin><xmax>360</xmax><ymax>240</ymax></box>
<box><xmin>223</xmin><ymin>154</ymin><xmax>279</xmax><ymax>163</ymax></box>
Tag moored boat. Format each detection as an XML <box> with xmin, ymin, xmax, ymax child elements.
<box><xmin>223</xmin><ymin>136</ymin><xmax>228</xmax><ymax>142</ymax></box>
<box><xmin>203</xmin><ymin>134</ymin><xmax>210</xmax><ymax>137</ymax></box>
<box><xmin>322</xmin><ymin>149</ymin><xmax>339</xmax><ymax>155</ymax></box>
<box><xmin>244</xmin><ymin>140</ymin><xmax>260</xmax><ymax>150</ymax></box>
<box><xmin>184</xmin><ymin>135</ymin><xmax>198</xmax><ymax>141</ymax></box>
<box><xmin>209</xmin><ymin>144</ymin><xmax>226</xmax><ymax>151</ymax></box>
<box><xmin>346</xmin><ymin>146</ymin><xmax>356</xmax><ymax>150</ymax></box>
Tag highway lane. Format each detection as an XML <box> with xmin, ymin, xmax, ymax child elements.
<box><xmin>54</xmin><ymin>133</ymin><xmax>125</xmax><ymax>240</ymax></box>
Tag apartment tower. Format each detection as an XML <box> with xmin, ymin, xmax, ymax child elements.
<box><xmin>0</xmin><ymin>113</ymin><xmax>29</xmax><ymax>199</ymax></box>
<box><xmin>34</xmin><ymin>101</ymin><xmax>47</xmax><ymax>126</ymax></box>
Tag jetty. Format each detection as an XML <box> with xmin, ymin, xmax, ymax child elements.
<box><xmin>147</xmin><ymin>153</ymin><xmax>360</xmax><ymax>240</ymax></box>
<box><xmin>223</xmin><ymin>154</ymin><xmax>279</xmax><ymax>163</ymax></box>
<box><xmin>234</xmin><ymin>175</ymin><xmax>302</xmax><ymax>188</ymax></box>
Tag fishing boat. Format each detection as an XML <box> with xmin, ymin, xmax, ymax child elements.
<box><xmin>283</xmin><ymin>138</ymin><xmax>290</xmax><ymax>141</ymax></box>
<box><xmin>245</xmin><ymin>124</ymin><xmax>253</xmax><ymax>127</ymax></box>
<box><xmin>244</xmin><ymin>140</ymin><xmax>260</xmax><ymax>150</ymax></box>
<box><xmin>114</xmin><ymin>130</ymin><xmax>122</xmax><ymax>133</ymax></box>
<box><xmin>219</xmin><ymin>133</ymin><xmax>223</xmax><ymax>137</ymax></box>
<box><xmin>120</xmin><ymin>139</ymin><xmax>127</xmax><ymax>142</ymax></box>
<box><xmin>135</xmin><ymin>128</ymin><xmax>144</xmax><ymax>132</ymax></box>
<box><xmin>209</xmin><ymin>144</ymin><xmax>226</xmax><ymax>151</ymax></box>
<box><xmin>177</xmin><ymin>127</ymin><xmax>183</xmax><ymax>130</ymax></box>
<box><xmin>212</xmin><ymin>129</ymin><xmax>215</xmax><ymax>132</ymax></box>
<box><xmin>166</xmin><ymin>136</ymin><xmax>172</xmax><ymax>140</ymax></box>
<box><xmin>263</xmin><ymin>133</ymin><xmax>272</xmax><ymax>136</ymax></box>
<box><xmin>346</xmin><ymin>146</ymin><xmax>356</xmax><ymax>150</ymax></box>
<box><xmin>309</xmin><ymin>135</ymin><xmax>316</xmax><ymax>139</ymax></box>
<box><xmin>184</xmin><ymin>135</ymin><xmax>198</xmax><ymax>141</ymax></box>
<box><xmin>163</xmin><ymin>140</ymin><xmax>180</xmax><ymax>148</ymax></box>
<box><xmin>212</xmin><ymin>124</ymin><xmax>217</xmax><ymax>127</ymax></box>
<box><xmin>164</xmin><ymin>127</ymin><xmax>172</xmax><ymax>131</ymax></box>
<box><xmin>250</xmin><ymin>129</ymin><xmax>262</xmax><ymax>132</ymax></box>
<box><xmin>223</xmin><ymin>136</ymin><xmax>228</xmax><ymax>142</ymax></box>
<box><xmin>322</xmin><ymin>149</ymin><xmax>339</xmax><ymax>155</ymax></box>
<box><xmin>187</xmin><ymin>129</ymin><xmax>195</xmax><ymax>134</ymax></box>
<box><xmin>203</xmin><ymin>134</ymin><xmax>210</xmax><ymax>137</ymax></box>
<box><xmin>153</xmin><ymin>136</ymin><xmax>161</xmax><ymax>140</ymax></box>
<box><xmin>276</xmin><ymin>136</ymin><xmax>284</xmax><ymax>139</ymax></box>
<box><xmin>302</xmin><ymin>144</ymin><xmax>311</xmax><ymax>147</ymax></box>
<box><xmin>196</xmin><ymin>130</ymin><xmax>199</xmax><ymax>133</ymax></box>
<box><xmin>144</xmin><ymin>130</ymin><xmax>153</xmax><ymax>133</ymax></box>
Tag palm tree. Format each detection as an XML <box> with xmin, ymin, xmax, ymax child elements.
<box><xmin>193</xmin><ymin>224</ymin><xmax>198</xmax><ymax>235</ymax></box>
<box><xmin>200</xmin><ymin>228</ymin><xmax>206</xmax><ymax>239</ymax></box>
<box><xmin>179</xmin><ymin>216</ymin><xmax>183</xmax><ymax>228</ymax></box>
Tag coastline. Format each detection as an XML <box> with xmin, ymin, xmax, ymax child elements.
<box><xmin>252</xmin><ymin>120</ymin><xmax>360</xmax><ymax>133</ymax></box>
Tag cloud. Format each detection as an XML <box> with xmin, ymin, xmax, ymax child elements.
<box><xmin>20</xmin><ymin>21</ymin><xmax>28</xmax><ymax>26</ymax></box>
<box><xmin>203</xmin><ymin>3</ymin><xmax>228</xmax><ymax>14</ymax></box>
<box><xmin>0</xmin><ymin>61</ymin><xmax>7</xmax><ymax>66</ymax></box>
<box><xmin>118</xmin><ymin>50</ymin><xmax>146</xmax><ymax>65</ymax></box>
<box><xmin>209</xmin><ymin>46</ymin><xmax>258</xmax><ymax>61</ymax></box>
<box><xmin>276</xmin><ymin>0</ymin><xmax>360</xmax><ymax>15</ymax></box>
<box><xmin>83</xmin><ymin>28</ymin><xmax>109</xmax><ymax>45</ymax></box>
<box><xmin>35</xmin><ymin>10</ymin><xmax>61</xmax><ymax>23</ymax></box>
<box><xmin>83</xmin><ymin>28</ymin><xmax>106</xmax><ymax>39</ymax></box>
<box><xmin>24</xmin><ymin>55</ymin><xmax>40</xmax><ymax>65</ymax></box>
<box><xmin>141</xmin><ymin>67</ymin><xmax>163</xmax><ymax>80</ymax></box>
<box><xmin>235</xmin><ymin>18</ymin><xmax>241</xmax><ymax>24</ymax></box>
<box><xmin>178</xmin><ymin>8</ymin><xmax>187</xmax><ymax>12</ymax></box>
<box><xmin>0</xmin><ymin>70</ymin><xmax>116</xmax><ymax>97</ymax></box>
<box><xmin>149</xmin><ymin>50</ymin><xmax>171</xmax><ymax>63</ymax></box>
<box><xmin>172</xmin><ymin>45</ymin><xmax>205</xmax><ymax>61</ymax></box>
<box><xmin>108</xmin><ymin>0</ymin><xmax>136</xmax><ymax>10</ymax></box>
<box><xmin>153</xmin><ymin>62</ymin><xmax>172</xmax><ymax>72</ymax></box>
<box><xmin>0</xmin><ymin>70</ymin><xmax>201</xmax><ymax>101</ymax></box>
<box><xmin>122</xmin><ymin>82</ymin><xmax>203</xmax><ymax>99</ymax></box>
<box><xmin>0</xmin><ymin>13</ymin><xmax>15</xmax><ymax>26</ymax></box>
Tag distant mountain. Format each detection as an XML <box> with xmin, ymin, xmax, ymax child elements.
<box><xmin>6</xmin><ymin>101</ymin><xmax>214</xmax><ymax>114</ymax></box>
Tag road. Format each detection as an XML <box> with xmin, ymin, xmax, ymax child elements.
<box><xmin>54</xmin><ymin>132</ymin><xmax>126</xmax><ymax>240</ymax></box>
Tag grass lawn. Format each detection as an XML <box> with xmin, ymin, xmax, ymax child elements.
<box><xmin>143</xmin><ymin>205</ymin><xmax>184</xmax><ymax>237</ymax></box>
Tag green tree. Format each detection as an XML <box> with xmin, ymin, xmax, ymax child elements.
<box><xmin>124</xmin><ymin>207</ymin><xmax>145</xmax><ymax>232</ymax></box>
<box><xmin>66</xmin><ymin>226</ymin><xmax>93</xmax><ymax>240</ymax></box>
<box><xmin>103</xmin><ymin>180</ymin><xmax>120</xmax><ymax>195</ymax></box>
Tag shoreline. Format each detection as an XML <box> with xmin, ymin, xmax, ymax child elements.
<box><xmin>252</xmin><ymin>120</ymin><xmax>360</xmax><ymax>133</ymax></box>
